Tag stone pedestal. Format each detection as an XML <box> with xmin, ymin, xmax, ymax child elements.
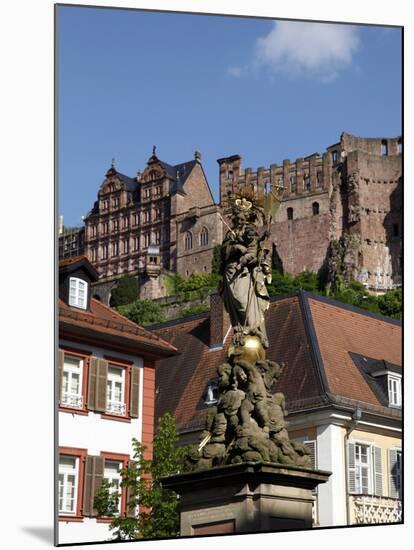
<box><xmin>161</xmin><ymin>462</ymin><xmax>331</xmax><ymax>536</ymax></box>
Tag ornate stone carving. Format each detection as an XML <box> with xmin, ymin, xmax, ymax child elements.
<box><xmin>184</xmin><ymin>191</ymin><xmax>311</xmax><ymax>472</ymax></box>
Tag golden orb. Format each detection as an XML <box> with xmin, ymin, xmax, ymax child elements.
<box><xmin>228</xmin><ymin>335</ymin><xmax>265</xmax><ymax>364</ymax></box>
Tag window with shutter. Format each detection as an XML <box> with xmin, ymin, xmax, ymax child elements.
<box><xmin>373</xmin><ymin>446</ymin><xmax>383</xmax><ymax>496</ymax></box>
<box><xmin>58</xmin><ymin>350</ymin><xmax>65</xmax><ymax>399</ymax></box>
<box><xmin>58</xmin><ymin>456</ymin><xmax>79</xmax><ymax>515</ymax></box>
<box><xmin>303</xmin><ymin>440</ymin><xmax>317</xmax><ymax>470</ymax></box>
<box><xmin>348</xmin><ymin>442</ymin><xmax>356</xmax><ymax>494</ymax></box>
<box><xmin>126</xmin><ymin>460</ymin><xmax>137</xmax><ymax>518</ymax></box>
<box><xmin>87</xmin><ymin>357</ymin><xmax>108</xmax><ymax>412</ymax></box>
<box><xmin>130</xmin><ymin>366</ymin><xmax>140</xmax><ymax>418</ymax></box>
<box><xmin>388</xmin><ymin>448</ymin><xmax>402</xmax><ymax>499</ymax></box>
<box><xmin>104</xmin><ymin>460</ymin><xmax>123</xmax><ymax>514</ymax></box>
<box><xmin>354</xmin><ymin>443</ymin><xmax>371</xmax><ymax>494</ymax></box>
<box><xmin>83</xmin><ymin>455</ymin><xmax>105</xmax><ymax>517</ymax></box>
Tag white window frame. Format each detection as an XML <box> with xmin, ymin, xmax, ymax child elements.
<box><xmin>106</xmin><ymin>365</ymin><xmax>126</xmax><ymax>416</ymax></box>
<box><xmin>104</xmin><ymin>460</ymin><xmax>123</xmax><ymax>513</ymax></box>
<box><xmin>58</xmin><ymin>456</ymin><xmax>79</xmax><ymax>515</ymax></box>
<box><xmin>354</xmin><ymin>442</ymin><xmax>372</xmax><ymax>494</ymax></box>
<box><xmin>68</xmin><ymin>277</ymin><xmax>88</xmax><ymax>309</ymax></box>
<box><xmin>61</xmin><ymin>355</ymin><xmax>84</xmax><ymax>409</ymax></box>
<box><xmin>388</xmin><ymin>374</ymin><xmax>402</xmax><ymax>407</ymax></box>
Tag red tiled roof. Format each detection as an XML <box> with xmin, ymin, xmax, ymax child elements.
<box><xmin>152</xmin><ymin>292</ymin><xmax>401</xmax><ymax>433</ymax></box>
<box><xmin>59</xmin><ymin>255</ymin><xmax>89</xmax><ymax>268</ymax></box>
<box><xmin>59</xmin><ymin>298</ymin><xmax>177</xmax><ymax>356</ymax></box>
<box><xmin>308</xmin><ymin>297</ymin><xmax>401</xmax><ymax>407</ymax></box>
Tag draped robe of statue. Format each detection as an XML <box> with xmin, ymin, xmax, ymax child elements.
<box><xmin>221</xmin><ymin>220</ymin><xmax>271</xmax><ymax>348</ymax></box>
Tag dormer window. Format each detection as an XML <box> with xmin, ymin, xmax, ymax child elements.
<box><xmin>69</xmin><ymin>277</ymin><xmax>88</xmax><ymax>309</ymax></box>
<box><xmin>388</xmin><ymin>375</ymin><xmax>402</xmax><ymax>407</ymax></box>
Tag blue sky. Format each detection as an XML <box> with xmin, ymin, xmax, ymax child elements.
<box><xmin>58</xmin><ymin>6</ymin><xmax>402</xmax><ymax>227</ymax></box>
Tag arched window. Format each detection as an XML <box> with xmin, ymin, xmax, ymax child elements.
<box><xmin>184</xmin><ymin>231</ymin><xmax>193</xmax><ymax>250</ymax></box>
<box><xmin>312</xmin><ymin>202</ymin><xmax>320</xmax><ymax>216</ymax></box>
<box><xmin>200</xmin><ymin>227</ymin><xmax>209</xmax><ymax>246</ymax></box>
<box><xmin>287</xmin><ymin>207</ymin><xmax>293</xmax><ymax>220</ymax></box>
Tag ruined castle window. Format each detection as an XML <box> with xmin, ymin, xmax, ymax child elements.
<box><xmin>154</xmin><ymin>230</ymin><xmax>161</xmax><ymax>245</ymax></box>
<box><xmin>264</xmin><ymin>182</ymin><xmax>271</xmax><ymax>194</ymax></box>
<box><xmin>317</xmin><ymin>171</ymin><xmax>323</xmax><ymax>187</ymax></box>
<box><xmin>112</xmin><ymin>241</ymin><xmax>119</xmax><ymax>257</ymax></box>
<box><xmin>185</xmin><ymin>231</ymin><xmax>193</xmax><ymax>250</ymax></box>
<box><xmin>393</xmin><ymin>224</ymin><xmax>399</xmax><ymax>237</ymax></box>
<box><xmin>90</xmin><ymin>224</ymin><xmax>97</xmax><ymax>238</ymax></box>
<box><xmin>102</xmin><ymin>199</ymin><xmax>109</xmax><ymax>211</ymax></box>
<box><xmin>312</xmin><ymin>202</ymin><xmax>320</xmax><ymax>216</ymax></box>
<box><xmin>287</xmin><ymin>207</ymin><xmax>293</xmax><ymax>220</ymax></box>
<box><xmin>227</xmin><ymin>170</ymin><xmax>233</xmax><ymax>180</ymax></box>
<box><xmin>143</xmin><ymin>188</ymin><xmax>151</xmax><ymax>200</ymax></box>
<box><xmin>102</xmin><ymin>221</ymin><xmax>109</xmax><ymax>235</ymax></box>
<box><xmin>123</xmin><ymin>239</ymin><xmax>129</xmax><ymax>254</ymax></box>
<box><xmin>91</xmin><ymin>247</ymin><xmax>97</xmax><ymax>262</ymax></box>
<box><xmin>123</xmin><ymin>216</ymin><xmax>129</xmax><ymax>229</ymax></box>
<box><xmin>154</xmin><ymin>207</ymin><xmax>161</xmax><ymax>221</ymax></box>
<box><xmin>112</xmin><ymin>219</ymin><xmax>119</xmax><ymax>232</ymax></box>
<box><xmin>143</xmin><ymin>210</ymin><xmax>150</xmax><ymax>224</ymax></box>
<box><xmin>101</xmin><ymin>243</ymin><xmax>108</xmax><ymax>260</ymax></box>
<box><xmin>200</xmin><ymin>227</ymin><xmax>209</xmax><ymax>246</ymax></box>
<box><xmin>381</xmin><ymin>140</ymin><xmax>388</xmax><ymax>156</ymax></box>
<box><xmin>398</xmin><ymin>140</ymin><xmax>402</xmax><ymax>155</ymax></box>
<box><xmin>144</xmin><ymin>233</ymin><xmax>150</xmax><ymax>248</ymax></box>
<box><xmin>332</xmin><ymin>150</ymin><xmax>338</xmax><ymax>163</ymax></box>
<box><xmin>290</xmin><ymin>175</ymin><xmax>297</xmax><ymax>193</ymax></box>
<box><xmin>113</xmin><ymin>196</ymin><xmax>120</xmax><ymax>208</ymax></box>
<box><xmin>304</xmin><ymin>175</ymin><xmax>311</xmax><ymax>191</ymax></box>
<box><xmin>133</xmin><ymin>237</ymin><xmax>139</xmax><ymax>251</ymax></box>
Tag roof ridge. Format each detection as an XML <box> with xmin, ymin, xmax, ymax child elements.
<box><xmin>298</xmin><ymin>291</ymin><xmax>331</xmax><ymax>401</ymax></box>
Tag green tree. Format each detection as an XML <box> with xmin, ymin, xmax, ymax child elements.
<box><xmin>378</xmin><ymin>288</ymin><xmax>402</xmax><ymax>320</ymax></box>
<box><xmin>117</xmin><ymin>299</ymin><xmax>166</xmax><ymax>326</ymax></box>
<box><xmin>110</xmin><ymin>275</ymin><xmax>139</xmax><ymax>307</ymax></box>
<box><xmin>211</xmin><ymin>244</ymin><xmax>222</xmax><ymax>275</ymax></box>
<box><xmin>95</xmin><ymin>413</ymin><xmax>188</xmax><ymax>540</ymax></box>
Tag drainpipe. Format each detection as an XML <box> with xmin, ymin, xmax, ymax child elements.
<box><xmin>344</xmin><ymin>406</ymin><xmax>362</xmax><ymax>525</ymax></box>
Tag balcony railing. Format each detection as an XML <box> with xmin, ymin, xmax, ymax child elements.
<box><xmin>61</xmin><ymin>393</ymin><xmax>83</xmax><ymax>409</ymax></box>
<box><xmin>351</xmin><ymin>495</ymin><xmax>402</xmax><ymax>524</ymax></box>
<box><xmin>106</xmin><ymin>401</ymin><xmax>127</xmax><ymax>416</ymax></box>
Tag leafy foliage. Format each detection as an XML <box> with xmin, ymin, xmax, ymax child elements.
<box><xmin>94</xmin><ymin>413</ymin><xmax>188</xmax><ymax>540</ymax></box>
<box><xmin>163</xmin><ymin>272</ymin><xmax>184</xmax><ymax>297</ymax></box>
<box><xmin>268</xmin><ymin>270</ymin><xmax>401</xmax><ymax>320</ymax></box>
<box><xmin>110</xmin><ymin>275</ymin><xmax>138</xmax><ymax>307</ymax></box>
<box><xmin>175</xmin><ymin>273</ymin><xmax>220</xmax><ymax>301</ymax></box>
<box><xmin>117</xmin><ymin>299</ymin><xmax>166</xmax><ymax>326</ymax></box>
<box><xmin>178</xmin><ymin>304</ymin><xmax>209</xmax><ymax>318</ymax></box>
<box><xmin>377</xmin><ymin>288</ymin><xmax>402</xmax><ymax>320</ymax></box>
<box><xmin>211</xmin><ymin>244</ymin><xmax>222</xmax><ymax>275</ymax></box>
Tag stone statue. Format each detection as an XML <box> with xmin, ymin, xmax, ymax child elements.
<box><xmin>183</xmin><ymin>191</ymin><xmax>313</xmax><ymax>472</ymax></box>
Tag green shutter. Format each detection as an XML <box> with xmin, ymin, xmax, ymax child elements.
<box><xmin>83</xmin><ymin>455</ymin><xmax>105</xmax><ymax>517</ymax></box>
<box><xmin>348</xmin><ymin>442</ymin><xmax>356</xmax><ymax>494</ymax></box>
<box><xmin>373</xmin><ymin>446</ymin><xmax>383</xmax><ymax>496</ymax></box>
<box><xmin>58</xmin><ymin>350</ymin><xmax>65</xmax><ymax>403</ymax></box>
<box><xmin>130</xmin><ymin>367</ymin><xmax>140</xmax><ymax>418</ymax></box>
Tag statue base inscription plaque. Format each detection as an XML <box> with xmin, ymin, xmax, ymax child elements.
<box><xmin>161</xmin><ymin>461</ymin><xmax>331</xmax><ymax>536</ymax></box>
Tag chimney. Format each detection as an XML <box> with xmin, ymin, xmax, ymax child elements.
<box><xmin>209</xmin><ymin>291</ymin><xmax>230</xmax><ymax>349</ymax></box>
